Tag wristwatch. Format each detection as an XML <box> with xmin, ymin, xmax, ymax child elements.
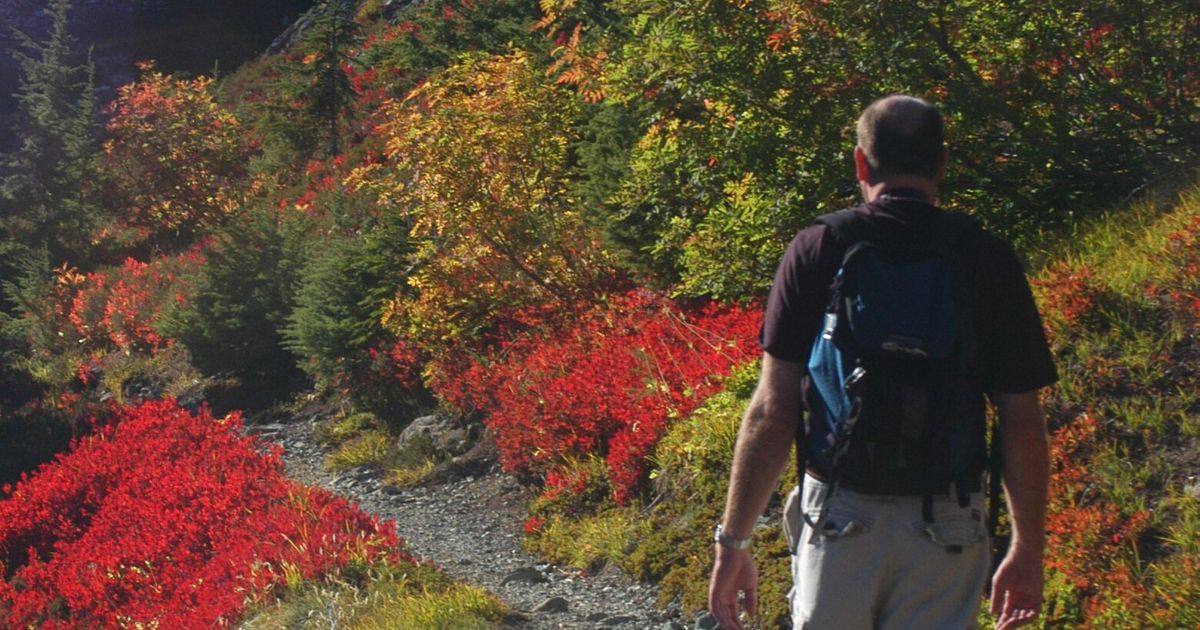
<box><xmin>714</xmin><ymin>523</ymin><xmax>752</xmax><ymax>550</ymax></box>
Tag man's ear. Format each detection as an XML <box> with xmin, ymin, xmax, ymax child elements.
<box><xmin>854</xmin><ymin>146</ymin><xmax>872</xmax><ymax>183</ymax></box>
<box><xmin>936</xmin><ymin>147</ymin><xmax>949</xmax><ymax>181</ymax></box>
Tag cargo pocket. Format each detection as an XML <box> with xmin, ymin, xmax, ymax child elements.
<box><xmin>808</xmin><ymin>508</ymin><xmax>872</xmax><ymax>541</ymax></box>
<box><xmin>784</xmin><ymin>486</ymin><xmax>803</xmax><ymax>553</ymax></box>
<box><xmin>785</xmin><ymin>487</ymin><xmax>871</xmax><ymax>551</ymax></box>
<box><xmin>792</xmin><ymin>478</ymin><xmax>875</xmax><ymax>548</ymax></box>
<box><xmin>917</xmin><ymin>497</ymin><xmax>986</xmax><ymax>550</ymax></box>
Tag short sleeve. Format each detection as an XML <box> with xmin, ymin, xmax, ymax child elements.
<box><xmin>972</xmin><ymin>236</ymin><xmax>1058</xmax><ymax>393</ymax></box>
<box><xmin>760</xmin><ymin>225</ymin><xmax>837</xmax><ymax>364</ymax></box>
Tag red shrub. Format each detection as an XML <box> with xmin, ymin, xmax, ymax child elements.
<box><xmin>0</xmin><ymin>400</ymin><xmax>405</xmax><ymax>628</ymax></box>
<box><xmin>431</xmin><ymin>291</ymin><xmax>760</xmax><ymax>504</ymax></box>
<box><xmin>41</xmin><ymin>251</ymin><xmax>204</xmax><ymax>360</ymax></box>
<box><xmin>1032</xmin><ymin>263</ymin><xmax>1100</xmax><ymax>338</ymax></box>
<box><xmin>1162</xmin><ymin>216</ymin><xmax>1200</xmax><ymax>322</ymax></box>
<box><xmin>1044</xmin><ymin>413</ymin><xmax>1151</xmax><ymax>619</ymax></box>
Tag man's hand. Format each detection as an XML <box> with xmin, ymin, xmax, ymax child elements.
<box><xmin>708</xmin><ymin>546</ymin><xmax>758</xmax><ymax>630</ymax></box>
<box><xmin>990</xmin><ymin>390</ymin><xmax>1049</xmax><ymax>630</ymax></box>
<box><xmin>710</xmin><ymin>355</ymin><xmax>802</xmax><ymax>629</ymax></box>
<box><xmin>990</xmin><ymin>545</ymin><xmax>1044</xmax><ymax>630</ymax></box>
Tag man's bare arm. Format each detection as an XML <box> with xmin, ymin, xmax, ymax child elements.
<box><xmin>989</xmin><ymin>390</ymin><xmax>1050</xmax><ymax>630</ymax></box>
<box><xmin>708</xmin><ymin>354</ymin><xmax>805</xmax><ymax>630</ymax></box>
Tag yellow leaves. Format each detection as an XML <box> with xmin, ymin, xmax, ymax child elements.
<box><xmin>358</xmin><ymin>51</ymin><xmax>615</xmax><ymax>348</ymax></box>
<box><xmin>722</xmin><ymin>171</ymin><xmax>759</xmax><ymax>207</ymax></box>
<box><xmin>535</xmin><ymin>0</ymin><xmax>579</xmax><ymax>31</ymax></box>
<box><xmin>54</xmin><ymin>263</ymin><xmax>86</xmax><ymax>288</ymax></box>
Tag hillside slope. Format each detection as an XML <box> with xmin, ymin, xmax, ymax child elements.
<box><xmin>516</xmin><ymin>182</ymin><xmax>1200</xmax><ymax>629</ymax></box>
<box><xmin>1028</xmin><ymin>182</ymin><xmax>1200</xmax><ymax>626</ymax></box>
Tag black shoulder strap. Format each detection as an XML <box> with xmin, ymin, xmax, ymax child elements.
<box><xmin>794</xmin><ymin>212</ymin><xmax>857</xmax><ymax>495</ymax></box>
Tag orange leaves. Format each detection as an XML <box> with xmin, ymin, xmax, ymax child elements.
<box><xmin>101</xmin><ymin>64</ymin><xmax>250</xmax><ymax>249</ymax></box>
<box><xmin>763</xmin><ymin>1</ymin><xmax>838</xmax><ymax>53</ymax></box>
<box><xmin>547</xmin><ymin>22</ymin><xmax>607</xmax><ymax>103</ymax></box>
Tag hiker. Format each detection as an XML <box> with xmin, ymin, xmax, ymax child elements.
<box><xmin>707</xmin><ymin>95</ymin><xmax>1056</xmax><ymax>630</ymax></box>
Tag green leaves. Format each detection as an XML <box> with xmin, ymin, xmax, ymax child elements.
<box><xmin>546</xmin><ymin>0</ymin><xmax>1200</xmax><ymax>297</ymax></box>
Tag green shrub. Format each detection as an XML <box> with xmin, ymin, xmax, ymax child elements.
<box><xmin>550</xmin><ymin>0</ymin><xmax>1200</xmax><ymax>300</ymax></box>
<box><xmin>162</xmin><ymin>203</ymin><xmax>307</xmax><ymax>412</ymax></box>
<box><xmin>315</xmin><ymin>411</ymin><xmax>380</xmax><ymax>448</ymax></box>
<box><xmin>284</xmin><ymin>216</ymin><xmax>430</xmax><ymax>420</ymax></box>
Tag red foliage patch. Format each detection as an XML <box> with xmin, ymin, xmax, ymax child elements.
<box><xmin>431</xmin><ymin>291</ymin><xmax>760</xmax><ymax>504</ymax></box>
<box><xmin>1044</xmin><ymin>413</ymin><xmax>1151</xmax><ymax>618</ymax></box>
<box><xmin>1163</xmin><ymin>216</ymin><xmax>1200</xmax><ymax>321</ymax></box>
<box><xmin>64</xmin><ymin>253</ymin><xmax>203</xmax><ymax>354</ymax></box>
<box><xmin>1032</xmin><ymin>262</ymin><xmax>1100</xmax><ymax>333</ymax></box>
<box><xmin>0</xmin><ymin>400</ymin><xmax>405</xmax><ymax>628</ymax></box>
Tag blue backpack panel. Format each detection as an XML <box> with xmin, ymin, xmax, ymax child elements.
<box><xmin>804</xmin><ymin>209</ymin><xmax>986</xmax><ymax>496</ymax></box>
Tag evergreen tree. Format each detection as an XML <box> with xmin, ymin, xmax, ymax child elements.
<box><xmin>255</xmin><ymin>0</ymin><xmax>361</xmax><ymax>165</ymax></box>
<box><xmin>161</xmin><ymin>203</ymin><xmax>307</xmax><ymax>412</ymax></box>
<box><xmin>0</xmin><ymin>0</ymin><xmax>99</xmax><ymax>404</ymax></box>
<box><xmin>0</xmin><ymin>0</ymin><xmax>100</xmax><ymax>270</ymax></box>
<box><xmin>306</xmin><ymin>0</ymin><xmax>359</xmax><ymax>157</ymax></box>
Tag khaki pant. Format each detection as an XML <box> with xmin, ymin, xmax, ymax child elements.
<box><xmin>785</xmin><ymin>475</ymin><xmax>990</xmax><ymax>630</ymax></box>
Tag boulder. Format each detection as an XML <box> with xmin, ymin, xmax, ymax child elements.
<box><xmin>397</xmin><ymin>413</ymin><xmax>472</xmax><ymax>456</ymax></box>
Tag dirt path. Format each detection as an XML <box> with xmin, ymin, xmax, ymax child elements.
<box><xmin>258</xmin><ymin>413</ymin><xmax>697</xmax><ymax>629</ymax></box>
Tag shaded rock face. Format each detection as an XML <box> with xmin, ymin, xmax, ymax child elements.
<box><xmin>264</xmin><ymin>0</ymin><xmax>424</xmax><ymax>56</ymax></box>
<box><xmin>397</xmin><ymin>412</ymin><xmax>473</xmax><ymax>457</ymax></box>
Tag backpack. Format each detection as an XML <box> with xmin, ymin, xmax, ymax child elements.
<box><xmin>802</xmin><ymin>208</ymin><xmax>987</xmax><ymax>512</ymax></box>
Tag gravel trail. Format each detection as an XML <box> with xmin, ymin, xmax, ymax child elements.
<box><xmin>256</xmin><ymin>413</ymin><xmax>700</xmax><ymax>630</ymax></box>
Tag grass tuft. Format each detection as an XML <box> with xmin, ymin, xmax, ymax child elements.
<box><xmin>242</xmin><ymin>561</ymin><xmax>507</xmax><ymax>629</ymax></box>
<box><xmin>317</xmin><ymin>412</ymin><xmax>381</xmax><ymax>448</ymax></box>
<box><xmin>326</xmin><ymin>430</ymin><xmax>394</xmax><ymax>472</ymax></box>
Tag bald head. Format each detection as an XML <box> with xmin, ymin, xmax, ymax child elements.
<box><xmin>855</xmin><ymin>95</ymin><xmax>945</xmax><ymax>180</ymax></box>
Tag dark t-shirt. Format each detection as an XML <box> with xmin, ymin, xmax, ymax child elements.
<box><xmin>761</xmin><ymin>194</ymin><xmax>1058</xmax><ymax>397</ymax></box>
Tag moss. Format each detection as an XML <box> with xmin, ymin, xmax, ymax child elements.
<box><xmin>525</xmin><ymin>508</ymin><xmax>644</xmax><ymax>574</ymax></box>
<box><xmin>315</xmin><ymin>411</ymin><xmax>380</xmax><ymax>447</ymax></box>
<box><xmin>241</xmin><ymin>559</ymin><xmax>507</xmax><ymax>629</ymax></box>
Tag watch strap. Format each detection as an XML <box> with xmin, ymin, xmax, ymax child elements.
<box><xmin>714</xmin><ymin>524</ymin><xmax>752</xmax><ymax>550</ymax></box>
